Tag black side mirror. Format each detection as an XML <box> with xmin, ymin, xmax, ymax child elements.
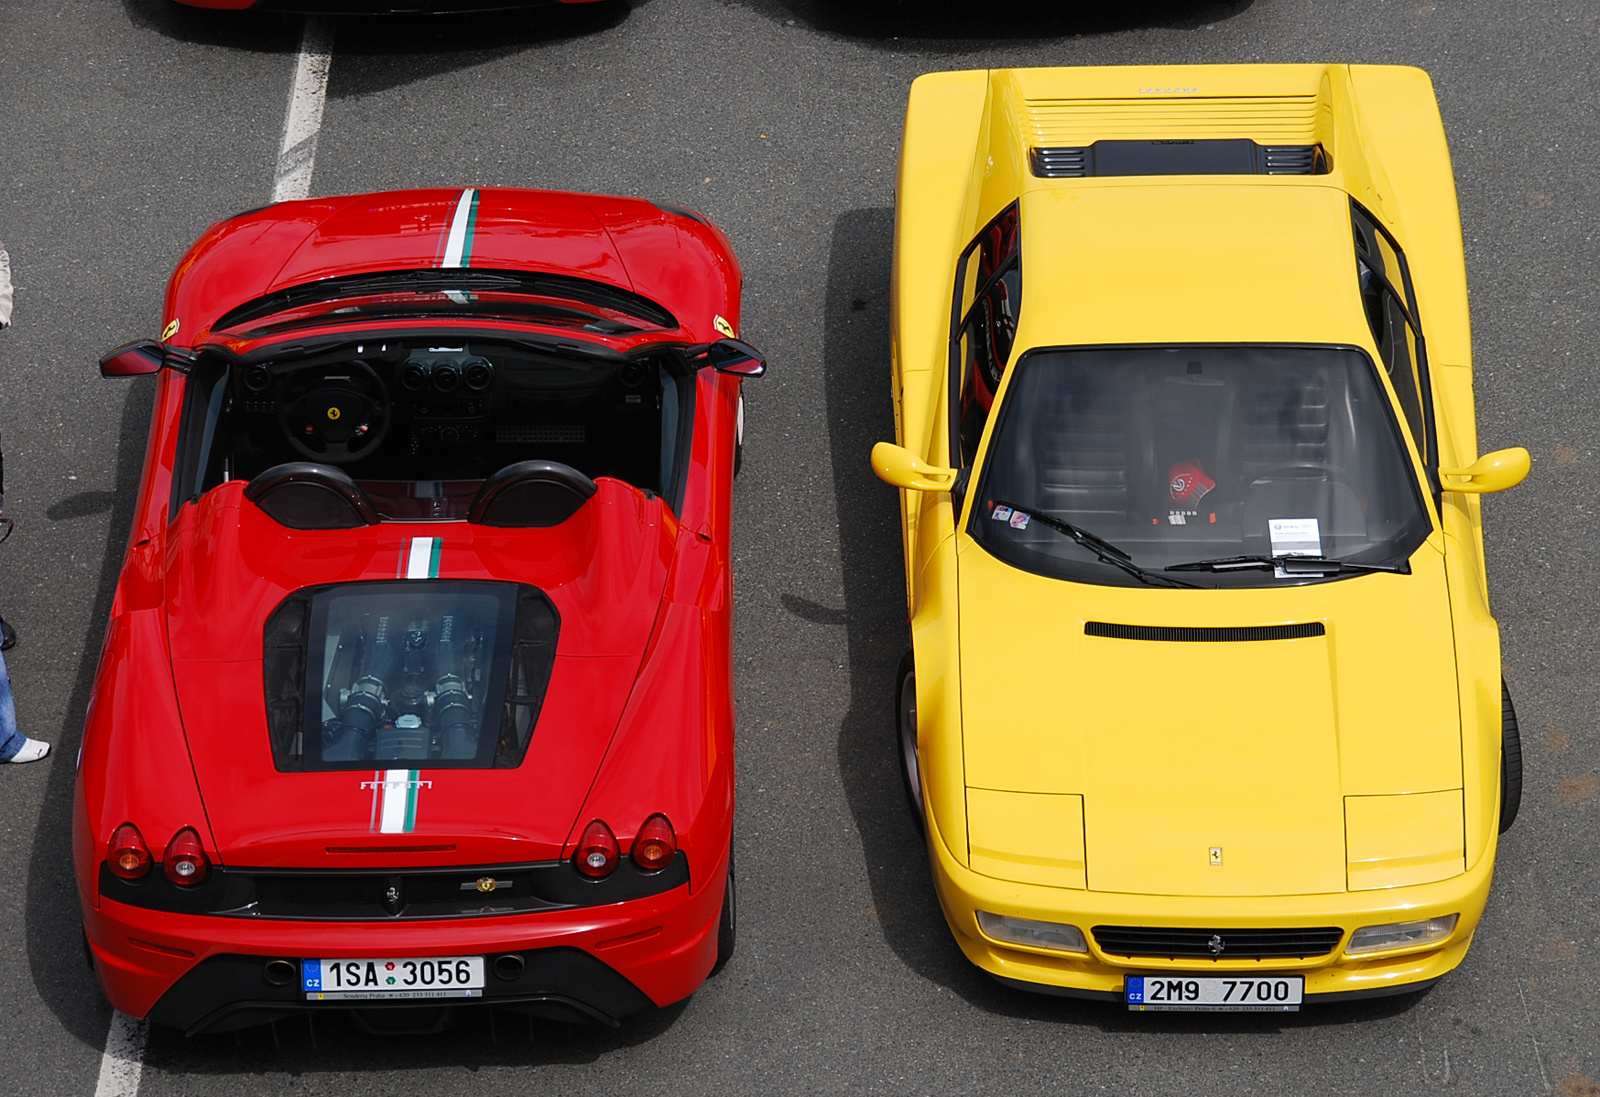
<box><xmin>100</xmin><ymin>341</ymin><xmax>165</xmax><ymax>378</ymax></box>
<box><xmin>704</xmin><ymin>338</ymin><xmax>767</xmax><ymax>379</ymax></box>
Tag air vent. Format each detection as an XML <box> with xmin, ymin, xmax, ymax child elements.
<box><xmin>1025</xmin><ymin>94</ymin><xmax>1322</xmax><ymax>146</ymax></box>
<box><xmin>1259</xmin><ymin>144</ymin><xmax>1329</xmax><ymax>174</ymax></box>
<box><xmin>1092</xmin><ymin>925</ymin><xmax>1344</xmax><ymax>960</ymax></box>
<box><xmin>1084</xmin><ymin>621</ymin><xmax>1325</xmax><ymax>643</ymax></box>
<box><xmin>1030</xmin><ymin>139</ymin><xmax>1329</xmax><ymax>179</ymax></box>
<box><xmin>1031</xmin><ymin>147</ymin><xmax>1089</xmax><ymax>177</ymax></box>
<box><xmin>496</xmin><ymin>425</ymin><xmax>585</xmax><ymax>444</ymax></box>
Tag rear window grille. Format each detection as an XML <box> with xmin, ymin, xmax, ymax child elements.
<box><xmin>1085</xmin><ymin>622</ymin><xmax>1325</xmax><ymax>643</ymax></box>
<box><xmin>1030</xmin><ymin>140</ymin><xmax>1329</xmax><ymax>179</ymax></box>
<box><xmin>1092</xmin><ymin>925</ymin><xmax>1344</xmax><ymax>960</ymax></box>
<box><xmin>496</xmin><ymin>425</ymin><xmax>585</xmax><ymax>444</ymax></box>
<box><xmin>1024</xmin><ymin>94</ymin><xmax>1321</xmax><ymax>146</ymax></box>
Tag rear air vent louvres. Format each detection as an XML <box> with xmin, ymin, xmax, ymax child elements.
<box><xmin>1031</xmin><ymin>147</ymin><xmax>1090</xmax><ymax>178</ymax></box>
<box><xmin>1085</xmin><ymin>622</ymin><xmax>1325</xmax><ymax>643</ymax></box>
<box><xmin>1259</xmin><ymin>144</ymin><xmax>1328</xmax><ymax>175</ymax></box>
<box><xmin>1029</xmin><ymin>139</ymin><xmax>1330</xmax><ymax>179</ymax></box>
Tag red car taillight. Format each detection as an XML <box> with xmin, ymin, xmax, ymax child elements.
<box><xmin>576</xmin><ymin>819</ymin><xmax>619</xmax><ymax>878</ymax></box>
<box><xmin>163</xmin><ymin>827</ymin><xmax>210</xmax><ymax>886</ymax></box>
<box><xmin>108</xmin><ymin>823</ymin><xmax>151</xmax><ymax>880</ymax></box>
<box><xmin>631</xmin><ymin>814</ymin><xmax>677</xmax><ymax>873</ymax></box>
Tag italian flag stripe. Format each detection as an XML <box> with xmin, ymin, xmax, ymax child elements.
<box><xmin>375</xmin><ymin>769</ymin><xmax>421</xmax><ymax>834</ymax></box>
<box><xmin>402</xmin><ymin>537</ymin><xmax>441</xmax><ymax>579</ymax></box>
<box><xmin>441</xmin><ymin>188</ymin><xmax>479</xmax><ymax>269</ymax></box>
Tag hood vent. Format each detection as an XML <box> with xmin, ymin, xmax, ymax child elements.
<box><xmin>1030</xmin><ymin>139</ymin><xmax>1330</xmax><ymax>179</ymax></box>
<box><xmin>1085</xmin><ymin>621</ymin><xmax>1325</xmax><ymax>643</ymax></box>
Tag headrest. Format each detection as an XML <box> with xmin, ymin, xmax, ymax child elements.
<box><xmin>468</xmin><ymin>460</ymin><xmax>598</xmax><ymax>528</ymax></box>
<box><xmin>243</xmin><ymin>462</ymin><xmax>381</xmax><ymax>530</ymax></box>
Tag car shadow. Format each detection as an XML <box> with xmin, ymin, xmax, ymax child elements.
<box><xmin>732</xmin><ymin>0</ymin><xmax>1253</xmax><ymax>44</ymax></box>
<box><xmin>46</xmin><ymin>491</ymin><xmax>118</xmax><ymax>523</ymax></box>
<box><xmin>120</xmin><ymin>0</ymin><xmax>639</xmax><ymax>97</ymax></box>
<box><xmin>139</xmin><ymin>998</ymin><xmax>690</xmax><ymax>1074</ymax></box>
<box><xmin>819</xmin><ymin>207</ymin><xmax>1433</xmax><ymax>1032</ymax></box>
<box><xmin>327</xmin><ymin>2</ymin><xmax>638</xmax><ymax>99</ymax></box>
<box><xmin>24</xmin><ymin>380</ymin><xmax>155</xmax><ymax>1047</ymax></box>
<box><xmin>121</xmin><ymin>0</ymin><xmax>303</xmax><ymax>51</ymax></box>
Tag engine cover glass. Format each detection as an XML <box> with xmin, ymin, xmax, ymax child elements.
<box><xmin>264</xmin><ymin>580</ymin><xmax>559</xmax><ymax>771</ymax></box>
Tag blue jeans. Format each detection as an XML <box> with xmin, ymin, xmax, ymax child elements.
<box><xmin>0</xmin><ymin>649</ymin><xmax>23</xmax><ymax>761</ymax></box>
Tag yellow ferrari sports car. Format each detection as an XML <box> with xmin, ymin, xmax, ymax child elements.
<box><xmin>872</xmin><ymin>64</ymin><xmax>1529</xmax><ymax>1011</ymax></box>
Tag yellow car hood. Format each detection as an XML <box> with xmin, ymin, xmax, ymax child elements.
<box><xmin>956</xmin><ymin>536</ymin><xmax>1462</xmax><ymax>897</ymax></box>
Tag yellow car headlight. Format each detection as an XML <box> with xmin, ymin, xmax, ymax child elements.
<box><xmin>977</xmin><ymin>912</ymin><xmax>1088</xmax><ymax>954</ymax></box>
<box><xmin>1345</xmin><ymin>914</ymin><xmax>1458</xmax><ymax>956</ymax></box>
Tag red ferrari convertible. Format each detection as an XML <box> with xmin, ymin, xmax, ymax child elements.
<box><xmin>75</xmin><ymin>186</ymin><xmax>762</xmax><ymax>1034</ymax></box>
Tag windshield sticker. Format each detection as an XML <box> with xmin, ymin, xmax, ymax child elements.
<box><xmin>991</xmin><ymin>504</ymin><xmax>1014</xmax><ymax>522</ymax></box>
<box><xmin>364</xmin><ymin>769</ymin><xmax>431</xmax><ymax>834</ymax></box>
<box><xmin>1269</xmin><ymin>517</ymin><xmax>1322</xmax><ymax>556</ymax></box>
<box><xmin>1269</xmin><ymin>518</ymin><xmax>1322</xmax><ymax>576</ymax></box>
<box><xmin>161</xmin><ymin>318</ymin><xmax>179</xmax><ymax>341</ymax></box>
<box><xmin>400</xmin><ymin>537</ymin><xmax>442</xmax><ymax>579</ymax></box>
<box><xmin>1008</xmin><ymin>511</ymin><xmax>1031</xmax><ymax>530</ymax></box>
<box><xmin>714</xmin><ymin>314</ymin><xmax>736</xmax><ymax>338</ymax></box>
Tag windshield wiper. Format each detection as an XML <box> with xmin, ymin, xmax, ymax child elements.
<box><xmin>992</xmin><ymin>500</ymin><xmax>1198</xmax><ymax>589</ymax></box>
<box><xmin>1164</xmin><ymin>554</ymin><xmax>1410</xmax><ymax>576</ymax></box>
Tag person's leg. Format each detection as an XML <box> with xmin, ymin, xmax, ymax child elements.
<box><xmin>0</xmin><ymin>650</ymin><xmax>24</xmax><ymax>760</ymax></box>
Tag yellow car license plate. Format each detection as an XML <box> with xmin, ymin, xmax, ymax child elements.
<box><xmin>1125</xmin><ymin>974</ymin><xmax>1302</xmax><ymax>1012</ymax></box>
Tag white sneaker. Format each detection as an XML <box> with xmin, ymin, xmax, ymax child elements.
<box><xmin>4</xmin><ymin>738</ymin><xmax>50</xmax><ymax>763</ymax></box>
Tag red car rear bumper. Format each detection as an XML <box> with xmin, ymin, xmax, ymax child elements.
<box><xmin>84</xmin><ymin>850</ymin><xmax>726</xmax><ymax>1033</ymax></box>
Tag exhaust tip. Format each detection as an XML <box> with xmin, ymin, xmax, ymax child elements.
<box><xmin>492</xmin><ymin>953</ymin><xmax>525</xmax><ymax>982</ymax></box>
<box><xmin>264</xmin><ymin>959</ymin><xmax>298</xmax><ymax>987</ymax></box>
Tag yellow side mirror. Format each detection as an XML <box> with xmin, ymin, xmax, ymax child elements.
<box><xmin>871</xmin><ymin>442</ymin><xmax>959</xmax><ymax>492</ymax></box>
<box><xmin>1438</xmin><ymin>447</ymin><xmax>1530</xmax><ymax>494</ymax></box>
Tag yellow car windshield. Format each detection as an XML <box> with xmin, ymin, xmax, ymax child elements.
<box><xmin>970</xmin><ymin>345</ymin><xmax>1431</xmax><ymax>588</ymax></box>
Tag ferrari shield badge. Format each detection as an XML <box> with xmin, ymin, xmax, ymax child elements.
<box><xmin>714</xmin><ymin>314</ymin><xmax>736</xmax><ymax>338</ymax></box>
<box><xmin>161</xmin><ymin>318</ymin><xmax>180</xmax><ymax>341</ymax></box>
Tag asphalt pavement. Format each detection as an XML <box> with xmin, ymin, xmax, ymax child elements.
<box><xmin>1</xmin><ymin>0</ymin><xmax>1597</xmax><ymax>1094</ymax></box>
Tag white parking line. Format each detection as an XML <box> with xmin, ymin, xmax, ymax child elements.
<box><xmin>92</xmin><ymin>1012</ymin><xmax>147</xmax><ymax>1097</ymax></box>
<box><xmin>271</xmin><ymin>16</ymin><xmax>337</xmax><ymax>203</ymax></box>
